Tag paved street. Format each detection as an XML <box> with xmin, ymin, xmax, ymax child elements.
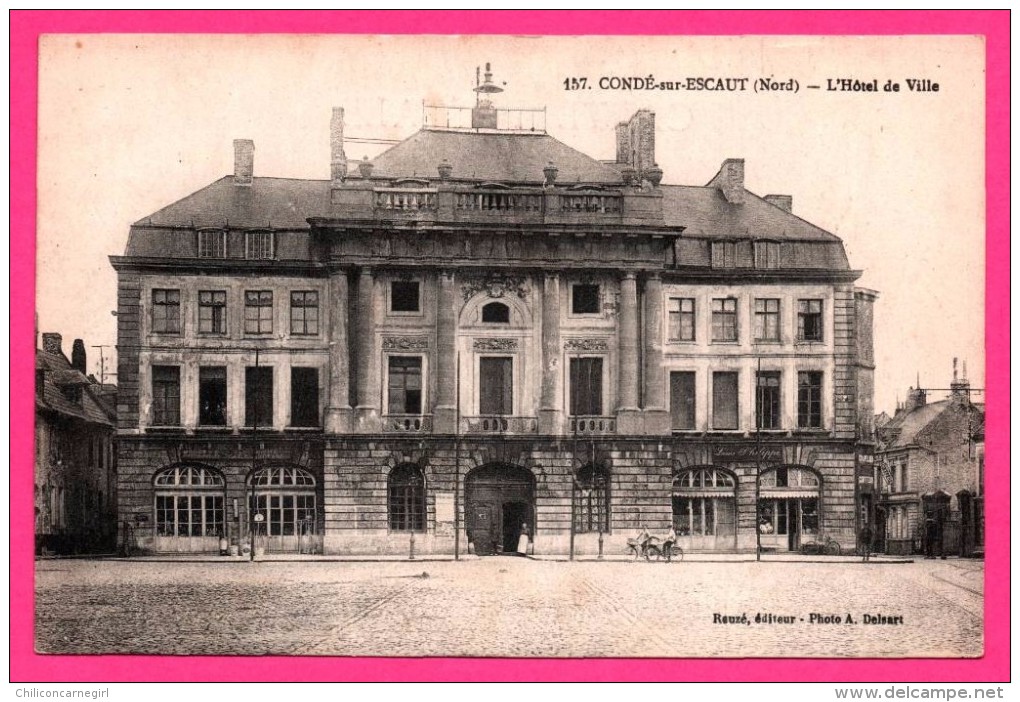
<box><xmin>35</xmin><ymin>557</ymin><xmax>983</xmax><ymax>658</ymax></box>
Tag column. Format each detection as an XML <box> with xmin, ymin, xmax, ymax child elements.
<box><xmin>539</xmin><ymin>273</ymin><xmax>562</xmax><ymax>434</ymax></box>
<box><xmin>432</xmin><ymin>270</ymin><xmax>458</xmax><ymax>433</ymax></box>
<box><xmin>354</xmin><ymin>267</ymin><xmax>379</xmax><ymax>430</ymax></box>
<box><xmin>642</xmin><ymin>273</ymin><xmax>670</xmax><ymax>434</ymax></box>
<box><xmin>616</xmin><ymin>272</ymin><xmax>642</xmax><ymax>434</ymax></box>
<box><xmin>324</xmin><ymin>270</ymin><xmax>352</xmax><ymax>433</ymax></box>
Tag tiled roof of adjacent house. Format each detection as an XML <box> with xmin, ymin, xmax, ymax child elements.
<box><xmin>36</xmin><ymin>350</ymin><xmax>116</xmax><ymax>426</ymax></box>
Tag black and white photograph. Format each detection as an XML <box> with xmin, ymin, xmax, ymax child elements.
<box><xmin>32</xmin><ymin>33</ymin><xmax>987</xmax><ymax>661</ymax></box>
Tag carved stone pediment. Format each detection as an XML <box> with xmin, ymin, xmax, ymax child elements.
<box><xmin>564</xmin><ymin>338</ymin><xmax>609</xmax><ymax>352</ymax></box>
<box><xmin>461</xmin><ymin>274</ymin><xmax>530</xmax><ymax>302</ymax></box>
<box><xmin>382</xmin><ymin>336</ymin><xmax>430</xmax><ymax>350</ymax></box>
<box><xmin>473</xmin><ymin>338</ymin><xmax>519</xmax><ymax>352</ymax></box>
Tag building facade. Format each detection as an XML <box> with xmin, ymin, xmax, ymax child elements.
<box><xmin>36</xmin><ymin>333</ymin><xmax>117</xmax><ymax>554</ymax></box>
<box><xmin>874</xmin><ymin>366</ymin><xmax>984</xmax><ymax>557</ymax></box>
<box><xmin>113</xmin><ymin>76</ymin><xmax>875</xmax><ymax>556</ymax></box>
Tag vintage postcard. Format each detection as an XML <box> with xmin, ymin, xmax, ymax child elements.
<box><xmin>19</xmin><ymin>19</ymin><xmax>1005</xmax><ymax>681</ymax></box>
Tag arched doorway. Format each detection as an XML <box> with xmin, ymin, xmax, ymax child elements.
<box><xmin>672</xmin><ymin>466</ymin><xmax>737</xmax><ymax>552</ymax></box>
<box><xmin>465</xmin><ymin>464</ymin><xmax>534</xmax><ymax>556</ymax></box>
<box><xmin>153</xmin><ymin>464</ymin><xmax>225</xmax><ymax>553</ymax></box>
<box><xmin>248</xmin><ymin>466</ymin><xmax>318</xmax><ymax>554</ymax></box>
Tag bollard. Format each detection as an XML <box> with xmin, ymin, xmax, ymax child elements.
<box><xmin>598</xmin><ymin>531</ymin><xmax>604</xmax><ymax>560</ymax></box>
<box><xmin>409</xmin><ymin>531</ymin><xmax>416</xmax><ymax>560</ymax></box>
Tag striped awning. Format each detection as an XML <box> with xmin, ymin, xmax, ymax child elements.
<box><xmin>760</xmin><ymin>489</ymin><xmax>819</xmax><ymax>499</ymax></box>
<box><xmin>673</xmin><ymin>489</ymin><xmax>735</xmax><ymax>498</ymax></box>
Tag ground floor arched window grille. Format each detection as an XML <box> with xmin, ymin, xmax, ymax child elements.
<box><xmin>388</xmin><ymin>464</ymin><xmax>426</xmax><ymax>532</ymax></box>
<box><xmin>154</xmin><ymin>465</ymin><xmax>225</xmax><ymax>538</ymax></box>
<box><xmin>672</xmin><ymin>467</ymin><xmax>736</xmax><ymax>539</ymax></box>
<box><xmin>574</xmin><ymin>463</ymin><xmax>610</xmax><ymax>533</ymax></box>
<box><xmin>248</xmin><ymin>466</ymin><xmax>316</xmax><ymax>537</ymax></box>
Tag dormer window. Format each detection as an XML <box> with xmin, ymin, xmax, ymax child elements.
<box><xmin>482</xmin><ymin>302</ymin><xmax>510</xmax><ymax>324</ymax></box>
<box><xmin>245</xmin><ymin>231</ymin><xmax>274</xmax><ymax>260</ymax></box>
<box><xmin>197</xmin><ymin>230</ymin><xmax>227</xmax><ymax>258</ymax></box>
<box><xmin>754</xmin><ymin>241</ymin><xmax>781</xmax><ymax>269</ymax></box>
<box><xmin>711</xmin><ymin>241</ymin><xmax>737</xmax><ymax>268</ymax></box>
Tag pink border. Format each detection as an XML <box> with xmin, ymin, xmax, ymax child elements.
<box><xmin>11</xmin><ymin>11</ymin><xmax>1009</xmax><ymax>683</ymax></box>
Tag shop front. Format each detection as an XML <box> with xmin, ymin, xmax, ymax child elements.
<box><xmin>757</xmin><ymin>466</ymin><xmax>821</xmax><ymax>552</ymax></box>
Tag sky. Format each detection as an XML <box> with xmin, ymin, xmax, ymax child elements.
<box><xmin>35</xmin><ymin>34</ymin><xmax>986</xmax><ymax>414</ymax></box>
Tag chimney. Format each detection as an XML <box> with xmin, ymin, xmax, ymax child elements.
<box><xmin>708</xmin><ymin>159</ymin><xmax>745</xmax><ymax>204</ymax></box>
<box><xmin>905</xmin><ymin>386</ymin><xmax>927</xmax><ymax>412</ymax></box>
<box><xmin>950</xmin><ymin>357</ymin><xmax>972</xmax><ymax>401</ymax></box>
<box><xmin>71</xmin><ymin>339</ymin><xmax>87</xmax><ymax>374</ymax></box>
<box><xmin>330</xmin><ymin>107</ymin><xmax>347</xmax><ymax>185</ymax></box>
<box><xmin>764</xmin><ymin>194</ymin><xmax>792</xmax><ymax>212</ymax></box>
<box><xmin>233</xmin><ymin>139</ymin><xmax>254</xmax><ymax>186</ymax></box>
<box><xmin>615</xmin><ymin>122</ymin><xmax>631</xmax><ymax>165</ymax></box>
<box><xmin>42</xmin><ymin>332</ymin><xmax>62</xmax><ymax>355</ymax></box>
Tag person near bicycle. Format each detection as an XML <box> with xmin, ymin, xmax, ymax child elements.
<box><xmin>662</xmin><ymin>525</ymin><xmax>678</xmax><ymax>562</ymax></box>
<box><xmin>634</xmin><ymin>525</ymin><xmax>652</xmax><ymax>558</ymax></box>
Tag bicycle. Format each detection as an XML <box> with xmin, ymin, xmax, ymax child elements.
<box><xmin>799</xmin><ymin>534</ymin><xmax>841</xmax><ymax>556</ymax></box>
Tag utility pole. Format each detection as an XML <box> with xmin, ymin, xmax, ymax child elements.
<box><xmin>91</xmin><ymin>345</ymin><xmax>115</xmax><ymax>384</ymax></box>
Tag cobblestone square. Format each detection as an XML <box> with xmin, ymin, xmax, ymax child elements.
<box><xmin>35</xmin><ymin>557</ymin><xmax>983</xmax><ymax>658</ymax></box>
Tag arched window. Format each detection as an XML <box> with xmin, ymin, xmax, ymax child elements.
<box><xmin>482</xmin><ymin>302</ymin><xmax>510</xmax><ymax>324</ymax></box>
<box><xmin>574</xmin><ymin>463</ymin><xmax>610</xmax><ymax>533</ymax></box>
<box><xmin>248</xmin><ymin>466</ymin><xmax>316</xmax><ymax>537</ymax></box>
<box><xmin>153</xmin><ymin>465</ymin><xmax>225</xmax><ymax>539</ymax></box>
<box><xmin>672</xmin><ymin>467</ymin><xmax>736</xmax><ymax>540</ymax></box>
<box><xmin>389</xmin><ymin>464</ymin><xmax>426</xmax><ymax>532</ymax></box>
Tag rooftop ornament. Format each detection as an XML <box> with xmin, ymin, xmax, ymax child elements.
<box><xmin>543</xmin><ymin>161</ymin><xmax>559</xmax><ymax>187</ymax></box>
<box><xmin>358</xmin><ymin>157</ymin><xmax>374</xmax><ymax>179</ymax></box>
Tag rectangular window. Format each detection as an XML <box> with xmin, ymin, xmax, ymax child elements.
<box><xmin>712</xmin><ymin>371</ymin><xmax>739</xmax><ymax>430</ymax></box>
<box><xmin>797</xmin><ymin>299</ymin><xmax>823</xmax><ymax>341</ymax></box>
<box><xmin>754</xmin><ymin>299</ymin><xmax>781</xmax><ymax>342</ymax></box>
<box><xmin>245</xmin><ymin>366</ymin><xmax>273</xmax><ymax>427</ymax></box>
<box><xmin>151</xmin><ymin>365</ymin><xmax>181</xmax><ymax>426</ymax></box>
<box><xmin>152</xmin><ymin>289</ymin><xmax>181</xmax><ymax>334</ymax></box>
<box><xmin>244</xmin><ymin>290</ymin><xmax>273</xmax><ymax>335</ymax></box>
<box><xmin>756</xmin><ymin>371</ymin><xmax>782</xmax><ymax>430</ymax></box>
<box><xmin>754</xmin><ymin>241</ymin><xmax>781</xmax><ymax>269</ymax></box>
<box><xmin>797</xmin><ymin>371</ymin><xmax>823</xmax><ymax>428</ymax></box>
<box><xmin>668</xmin><ymin>298</ymin><xmax>696</xmax><ymax>342</ymax></box>
<box><xmin>711</xmin><ymin>298</ymin><xmax>738</xmax><ymax>342</ymax></box>
<box><xmin>290</xmin><ymin>367</ymin><xmax>320</xmax><ymax>427</ymax></box>
<box><xmin>387</xmin><ymin>357</ymin><xmax>423</xmax><ymax>415</ymax></box>
<box><xmin>479</xmin><ymin>357</ymin><xmax>513</xmax><ymax>415</ymax></box>
<box><xmin>198</xmin><ymin>290</ymin><xmax>227</xmax><ymax>335</ymax></box>
<box><xmin>198</xmin><ymin>366</ymin><xmax>227</xmax><ymax>426</ymax></box>
<box><xmin>390</xmin><ymin>281</ymin><xmax>420</xmax><ymax>313</ymax></box>
<box><xmin>290</xmin><ymin>291</ymin><xmax>319</xmax><ymax>335</ymax></box>
<box><xmin>245</xmin><ymin>231</ymin><xmax>274</xmax><ymax>260</ymax></box>
<box><xmin>197</xmin><ymin>230</ymin><xmax>227</xmax><ymax>258</ymax></box>
<box><xmin>670</xmin><ymin>371</ymin><xmax>696</xmax><ymax>430</ymax></box>
<box><xmin>572</xmin><ymin>284</ymin><xmax>601</xmax><ymax>314</ymax></box>
<box><xmin>569</xmin><ymin>357</ymin><xmax>604</xmax><ymax>416</ymax></box>
<box><xmin>711</xmin><ymin>241</ymin><xmax>736</xmax><ymax>268</ymax></box>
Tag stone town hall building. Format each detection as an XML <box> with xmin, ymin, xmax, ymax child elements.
<box><xmin>113</xmin><ymin>72</ymin><xmax>876</xmax><ymax>556</ymax></box>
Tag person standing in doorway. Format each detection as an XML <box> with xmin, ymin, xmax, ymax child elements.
<box><xmin>517</xmin><ymin>522</ymin><xmax>531</xmax><ymax>556</ymax></box>
<box><xmin>859</xmin><ymin>523</ymin><xmax>873</xmax><ymax>562</ymax></box>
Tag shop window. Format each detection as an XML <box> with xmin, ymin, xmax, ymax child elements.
<box><xmin>712</xmin><ymin>372</ymin><xmax>739</xmax><ymax>430</ymax></box>
<box><xmin>245</xmin><ymin>366</ymin><xmax>273</xmax><ymax>427</ymax></box>
<box><xmin>672</xmin><ymin>469</ymin><xmax>736</xmax><ymax>538</ymax></box>
<box><xmin>388</xmin><ymin>464</ymin><xmax>426</xmax><ymax>532</ymax></box>
<box><xmin>482</xmin><ymin>301</ymin><xmax>510</xmax><ymax>324</ymax></box>
<box><xmin>152</xmin><ymin>289</ymin><xmax>181</xmax><ymax>334</ymax></box>
<box><xmin>290</xmin><ymin>291</ymin><xmax>319</xmax><ymax>335</ymax></box>
<box><xmin>198</xmin><ymin>367</ymin><xmax>227</xmax><ymax>426</ymax></box>
<box><xmin>572</xmin><ymin>284</ymin><xmax>601</xmax><ymax>314</ymax></box>
<box><xmin>245</xmin><ymin>231</ymin><xmax>274</xmax><ymax>260</ymax></box>
<box><xmin>151</xmin><ymin>365</ymin><xmax>181</xmax><ymax>426</ymax></box>
<box><xmin>797</xmin><ymin>300</ymin><xmax>823</xmax><ymax>341</ymax></box>
<box><xmin>479</xmin><ymin>357</ymin><xmax>513</xmax><ymax>415</ymax></box>
<box><xmin>154</xmin><ymin>466</ymin><xmax>225</xmax><ymax>538</ymax></box>
<box><xmin>797</xmin><ymin>371</ymin><xmax>823</xmax><ymax>428</ymax></box>
<box><xmin>388</xmin><ymin>357</ymin><xmax>423</xmax><ymax>415</ymax></box>
<box><xmin>754</xmin><ymin>298</ymin><xmax>781</xmax><ymax>342</ymax></box>
<box><xmin>290</xmin><ymin>367</ymin><xmax>320</xmax><ymax>427</ymax></box>
<box><xmin>756</xmin><ymin>371</ymin><xmax>782</xmax><ymax>429</ymax></box>
<box><xmin>569</xmin><ymin>357</ymin><xmax>603</xmax><ymax>416</ymax></box>
<box><xmin>668</xmin><ymin>298</ymin><xmax>696</xmax><ymax>341</ymax></box>
<box><xmin>198</xmin><ymin>291</ymin><xmax>227</xmax><ymax>335</ymax></box>
<box><xmin>711</xmin><ymin>298</ymin><xmax>738</xmax><ymax>342</ymax></box>
<box><xmin>574</xmin><ymin>463</ymin><xmax>610</xmax><ymax>533</ymax></box>
<box><xmin>670</xmin><ymin>371</ymin><xmax>696</xmax><ymax>430</ymax></box>
<box><xmin>391</xmin><ymin>281</ymin><xmax>420</xmax><ymax>313</ymax></box>
<box><xmin>248</xmin><ymin>467</ymin><xmax>316</xmax><ymax>537</ymax></box>
<box><xmin>197</xmin><ymin>230</ymin><xmax>227</xmax><ymax>258</ymax></box>
<box><xmin>244</xmin><ymin>291</ymin><xmax>274</xmax><ymax>335</ymax></box>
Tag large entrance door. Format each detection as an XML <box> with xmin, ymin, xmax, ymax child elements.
<box><xmin>465</xmin><ymin>464</ymin><xmax>534</xmax><ymax>556</ymax></box>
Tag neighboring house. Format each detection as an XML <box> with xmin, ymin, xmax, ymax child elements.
<box><xmin>111</xmin><ymin>67</ymin><xmax>875</xmax><ymax>556</ymax></box>
<box><xmin>874</xmin><ymin>367</ymin><xmax>984</xmax><ymax>557</ymax></box>
<box><xmin>35</xmin><ymin>333</ymin><xmax>117</xmax><ymax>554</ymax></box>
